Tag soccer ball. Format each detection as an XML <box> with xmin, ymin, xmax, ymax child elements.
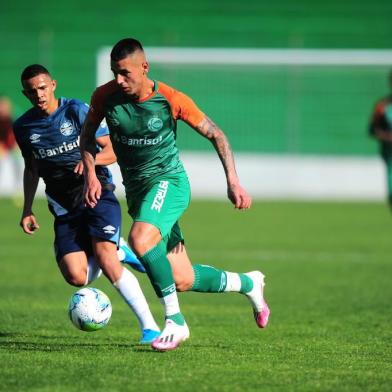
<box><xmin>68</xmin><ymin>287</ymin><xmax>112</xmax><ymax>332</ymax></box>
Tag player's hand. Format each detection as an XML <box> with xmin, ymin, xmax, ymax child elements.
<box><xmin>20</xmin><ymin>214</ymin><xmax>40</xmax><ymax>235</ymax></box>
<box><xmin>227</xmin><ymin>182</ymin><xmax>252</xmax><ymax>210</ymax></box>
<box><xmin>73</xmin><ymin>161</ymin><xmax>84</xmax><ymax>175</ymax></box>
<box><xmin>83</xmin><ymin>174</ymin><xmax>102</xmax><ymax>208</ymax></box>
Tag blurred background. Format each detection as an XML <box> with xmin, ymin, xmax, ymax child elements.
<box><xmin>1</xmin><ymin>0</ymin><xmax>391</xmax><ymax>199</ymax></box>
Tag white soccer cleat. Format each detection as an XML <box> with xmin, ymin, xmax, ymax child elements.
<box><xmin>244</xmin><ymin>271</ymin><xmax>270</xmax><ymax>328</ymax></box>
<box><xmin>151</xmin><ymin>319</ymin><xmax>190</xmax><ymax>352</ymax></box>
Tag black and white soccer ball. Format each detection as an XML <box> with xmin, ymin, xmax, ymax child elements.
<box><xmin>68</xmin><ymin>287</ymin><xmax>112</xmax><ymax>332</ymax></box>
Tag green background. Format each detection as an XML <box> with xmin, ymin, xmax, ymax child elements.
<box><xmin>1</xmin><ymin>0</ymin><xmax>391</xmax><ymax>155</ymax></box>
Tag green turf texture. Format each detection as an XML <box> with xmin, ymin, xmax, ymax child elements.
<box><xmin>0</xmin><ymin>198</ymin><xmax>391</xmax><ymax>391</ymax></box>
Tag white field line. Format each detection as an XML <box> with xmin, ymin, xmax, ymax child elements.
<box><xmin>97</xmin><ymin>47</ymin><xmax>392</xmax><ymax>84</ymax></box>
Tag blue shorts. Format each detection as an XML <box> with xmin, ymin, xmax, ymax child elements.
<box><xmin>53</xmin><ymin>190</ymin><xmax>121</xmax><ymax>263</ymax></box>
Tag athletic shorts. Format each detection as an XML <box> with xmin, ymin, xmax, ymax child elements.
<box><xmin>53</xmin><ymin>189</ymin><xmax>121</xmax><ymax>262</ymax></box>
<box><xmin>126</xmin><ymin>172</ymin><xmax>191</xmax><ymax>252</ymax></box>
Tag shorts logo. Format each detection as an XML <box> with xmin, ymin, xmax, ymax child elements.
<box><xmin>60</xmin><ymin>121</ymin><xmax>74</xmax><ymax>136</ymax></box>
<box><xmin>151</xmin><ymin>181</ymin><xmax>169</xmax><ymax>212</ymax></box>
<box><xmin>147</xmin><ymin>117</ymin><xmax>163</xmax><ymax>132</ymax></box>
<box><xmin>102</xmin><ymin>225</ymin><xmax>116</xmax><ymax>234</ymax></box>
<box><xmin>30</xmin><ymin>133</ymin><xmax>40</xmax><ymax>143</ymax></box>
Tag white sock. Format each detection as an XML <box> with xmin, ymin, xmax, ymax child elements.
<box><xmin>117</xmin><ymin>248</ymin><xmax>125</xmax><ymax>262</ymax></box>
<box><xmin>85</xmin><ymin>256</ymin><xmax>102</xmax><ymax>285</ymax></box>
<box><xmin>224</xmin><ymin>272</ymin><xmax>242</xmax><ymax>292</ymax></box>
<box><xmin>113</xmin><ymin>267</ymin><xmax>159</xmax><ymax>331</ymax></box>
<box><xmin>159</xmin><ymin>286</ymin><xmax>181</xmax><ymax>317</ymax></box>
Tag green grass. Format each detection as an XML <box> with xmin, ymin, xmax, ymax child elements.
<box><xmin>0</xmin><ymin>198</ymin><xmax>392</xmax><ymax>391</ymax></box>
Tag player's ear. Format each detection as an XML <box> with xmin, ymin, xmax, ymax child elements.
<box><xmin>52</xmin><ymin>79</ymin><xmax>57</xmax><ymax>91</ymax></box>
<box><xmin>142</xmin><ymin>61</ymin><xmax>149</xmax><ymax>75</ymax></box>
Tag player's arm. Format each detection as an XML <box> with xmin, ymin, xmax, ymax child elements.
<box><xmin>95</xmin><ymin>135</ymin><xmax>116</xmax><ymax>166</ymax></box>
<box><xmin>73</xmin><ymin>134</ymin><xmax>116</xmax><ymax>174</ymax></box>
<box><xmin>192</xmin><ymin>115</ymin><xmax>252</xmax><ymax>210</ymax></box>
<box><xmin>80</xmin><ymin>113</ymin><xmax>102</xmax><ymax>208</ymax></box>
<box><xmin>20</xmin><ymin>153</ymin><xmax>40</xmax><ymax>234</ymax></box>
<box><xmin>369</xmin><ymin>101</ymin><xmax>392</xmax><ymax>142</ymax></box>
<box><xmin>372</xmin><ymin>129</ymin><xmax>392</xmax><ymax>143</ymax></box>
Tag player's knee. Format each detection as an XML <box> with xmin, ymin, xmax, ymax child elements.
<box><xmin>64</xmin><ymin>271</ymin><xmax>86</xmax><ymax>287</ymax></box>
<box><xmin>128</xmin><ymin>232</ymin><xmax>153</xmax><ymax>256</ymax></box>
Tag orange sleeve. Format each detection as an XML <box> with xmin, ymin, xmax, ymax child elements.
<box><xmin>157</xmin><ymin>82</ymin><xmax>205</xmax><ymax>128</ymax></box>
<box><xmin>89</xmin><ymin>80</ymin><xmax>118</xmax><ymax>124</ymax></box>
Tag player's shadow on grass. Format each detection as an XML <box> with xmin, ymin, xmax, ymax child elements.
<box><xmin>0</xmin><ymin>332</ymin><xmax>163</xmax><ymax>353</ymax></box>
<box><xmin>0</xmin><ymin>332</ymin><xmax>227</xmax><ymax>352</ymax></box>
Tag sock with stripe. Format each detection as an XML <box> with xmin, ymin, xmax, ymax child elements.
<box><xmin>191</xmin><ymin>264</ymin><xmax>253</xmax><ymax>294</ymax></box>
<box><xmin>140</xmin><ymin>241</ymin><xmax>185</xmax><ymax>326</ymax></box>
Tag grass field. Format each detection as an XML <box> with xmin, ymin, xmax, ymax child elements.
<box><xmin>0</xmin><ymin>197</ymin><xmax>391</xmax><ymax>391</ymax></box>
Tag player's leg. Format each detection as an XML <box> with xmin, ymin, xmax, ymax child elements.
<box><xmin>167</xmin><ymin>241</ymin><xmax>270</xmax><ymax>329</ymax></box>
<box><xmin>384</xmin><ymin>154</ymin><xmax>392</xmax><ymax>209</ymax></box>
<box><xmin>129</xmin><ymin>222</ymin><xmax>189</xmax><ymax>351</ymax></box>
<box><xmin>54</xmin><ymin>210</ymin><xmax>101</xmax><ymax>286</ymax></box>
<box><xmin>127</xmin><ymin>175</ymin><xmax>191</xmax><ymax>351</ymax></box>
<box><xmin>117</xmin><ymin>237</ymin><xmax>146</xmax><ymax>273</ymax></box>
<box><xmin>89</xmin><ymin>189</ymin><xmax>160</xmax><ymax>343</ymax></box>
<box><xmin>58</xmin><ymin>253</ymin><xmax>102</xmax><ymax>286</ymax></box>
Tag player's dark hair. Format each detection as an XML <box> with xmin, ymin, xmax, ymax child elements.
<box><xmin>21</xmin><ymin>64</ymin><xmax>51</xmax><ymax>83</ymax></box>
<box><xmin>111</xmin><ymin>38</ymin><xmax>144</xmax><ymax>61</ymax></box>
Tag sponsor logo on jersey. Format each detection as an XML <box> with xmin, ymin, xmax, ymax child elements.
<box><xmin>30</xmin><ymin>133</ymin><xmax>41</xmax><ymax>143</ymax></box>
<box><xmin>32</xmin><ymin>137</ymin><xmax>80</xmax><ymax>159</ymax></box>
<box><xmin>147</xmin><ymin>117</ymin><xmax>163</xmax><ymax>132</ymax></box>
<box><xmin>60</xmin><ymin>121</ymin><xmax>75</xmax><ymax>136</ymax></box>
<box><xmin>112</xmin><ymin>132</ymin><xmax>163</xmax><ymax>147</ymax></box>
<box><xmin>102</xmin><ymin>225</ymin><xmax>116</xmax><ymax>234</ymax></box>
<box><xmin>151</xmin><ymin>180</ymin><xmax>169</xmax><ymax>212</ymax></box>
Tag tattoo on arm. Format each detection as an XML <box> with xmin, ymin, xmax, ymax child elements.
<box><xmin>196</xmin><ymin>116</ymin><xmax>237</xmax><ymax>181</ymax></box>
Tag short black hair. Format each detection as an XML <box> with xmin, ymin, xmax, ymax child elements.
<box><xmin>21</xmin><ymin>64</ymin><xmax>51</xmax><ymax>83</ymax></box>
<box><xmin>110</xmin><ymin>38</ymin><xmax>144</xmax><ymax>61</ymax></box>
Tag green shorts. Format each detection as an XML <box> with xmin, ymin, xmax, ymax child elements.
<box><xmin>126</xmin><ymin>172</ymin><xmax>191</xmax><ymax>251</ymax></box>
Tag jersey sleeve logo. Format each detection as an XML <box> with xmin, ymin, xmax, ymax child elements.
<box><xmin>60</xmin><ymin>121</ymin><xmax>75</xmax><ymax>136</ymax></box>
<box><xmin>147</xmin><ymin>117</ymin><xmax>163</xmax><ymax>132</ymax></box>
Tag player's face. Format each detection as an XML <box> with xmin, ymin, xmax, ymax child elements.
<box><xmin>22</xmin><ymin>74</ymin><xmax>57</xmax><ymax>115</ymax></box>
<box><xmin>111</xmin><ymin>53</ymin><xmax>149</xmax><ymax>99</ymax></box>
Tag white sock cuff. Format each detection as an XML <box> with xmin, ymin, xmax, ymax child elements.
<box><xmin>224</xmin><ymin>272</ymin><xmax>241</xmax><ymax>292</ymax></box>
<box><xmin>159</xmin><ymin>292</ymin><xmax>181</xmax><ymax>316</ymax></box>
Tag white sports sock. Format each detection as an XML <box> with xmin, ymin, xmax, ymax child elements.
<box><xmin>159</xmin><ymin>286</ymin><xmax>181</xmax><ymax>317</ymax></box>
<box><xmin>85</xmin><ymin>256</ymin><xmax>102</xmax><ymax>285</ymax></box>
<box><xmin>113</xmin><ymin>267</ymin><xmax>159</xmax><ymax>331</ymax></box>
<box><xmin>117</xmin><ymin>248</ymin><xmax>125</xmax><ymax>262</ymax></box>
<box><xmin>224</xmin><ymin>272</ymin><xmax>242</xmax><ymax>292</ymax></box>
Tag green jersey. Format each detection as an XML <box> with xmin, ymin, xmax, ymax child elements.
<box><xmin>89</xmin><ymin>79</ymin><xmax>205</xmax><ymax>194</ymax></box>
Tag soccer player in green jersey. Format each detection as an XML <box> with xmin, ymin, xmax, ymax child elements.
<box><xmin>369</xmin><ymin>70</ymin><xmax>392</xmax><ymax>208</ymax></box>
<box><xmin>80</xmin><ymin>38</ymin><xmax>270</xmax><ymax>351</ymax></box>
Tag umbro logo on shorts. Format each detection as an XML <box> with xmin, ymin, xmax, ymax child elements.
<box><xmin>102</xmin><ymin>225</ymin><xmax>116</xmax><ymax>234</ymax></box>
